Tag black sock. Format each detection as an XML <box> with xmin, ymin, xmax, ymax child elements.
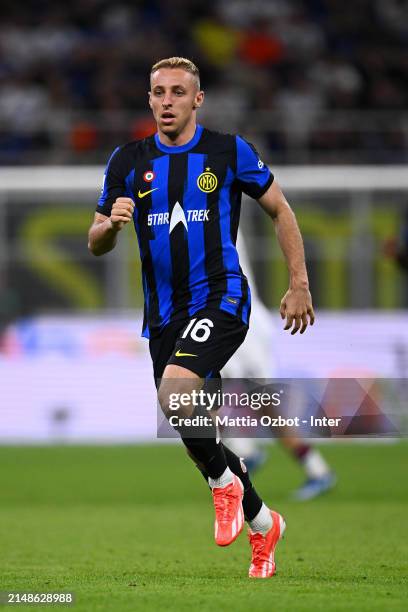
<box><xmin>185</xmin><ymin>439</ymin><xmax>263</xmax><ymax>521</ymax></box>
<box><xmin>181</xmin><ymin>437</ymin><xmax>227</xmax><ymax>479</ymax></box>
<box><xmin>176</xmin><ymin>405</ymin><xmax>227</xmax><ymax>479</ymax></box>
<box><xmin>222</xmin><ymin>443</ymin><xmax>263</xmax><ymax>521</ymax></box>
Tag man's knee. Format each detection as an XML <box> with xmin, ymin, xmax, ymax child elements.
<box><xmin>157</xmin><ymin>381</ymin><xmax>197</xmax><ymax>418</ymax></box>
<box><xmin>158</xmin><ymin>366</ymin><xmax>202</xmax><ymax>418</ymax></box>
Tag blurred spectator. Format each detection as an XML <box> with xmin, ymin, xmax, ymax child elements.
<box><xmin>310</xmin><ymin>54</ymin><xmax>363</xmax><ymax>108</ymax></box>
<box><xmin>0</xmin><ymin>0</ymin><xmax>407</xmax><ymax>164</ymax></box>
<box><xmin>69</xmin><ymin>121</ymin><xmax>99</xmax><ymax>153</ymax></box>
<box><xmin>0</xmin><ymin>73</ymin><xmax>51</xmax><ymax>131</ymax></box>
<box><xmin>239</xmin><ymin>19</ymin><xmax>285</xmax><ymax>67</ymax></box>
<box><xmin>218</xmin><ymin>0</ymin><xmax>294</xmax><ymax>27</ymax></box>
<box><xmin>193</xmin><ymin>12</ymin><xmax>240</xmax><ymax>68</ymax></box>
<box><xmin>280</xmin><ymin>8</ymin><xmax>325</xmax><ymax>60</ymax></box>
<box><xmin>375</xmin><ymin>0</ymin><xmax>408</xmax><ymax>34</ymax></box>
<box><xmin>129</xmin><ymin>116</ymin><xmax>157</xmax><ymax>141</ymax></box>
<box><xmin>275</xmin><ymin>75</ymin><xmax>325</xmax><ymax>157</ymax></box>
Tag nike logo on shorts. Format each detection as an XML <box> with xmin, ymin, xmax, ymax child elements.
<box><xmin>175</xmin><ymin>350</ymin><xmax>197</xmax><ymax>357</ymax></box>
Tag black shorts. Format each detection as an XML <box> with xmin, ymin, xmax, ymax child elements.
<box><xmin>149</xmin><ymin>309</ymin><xmax>248</xmax><ymax>385</ymax></box>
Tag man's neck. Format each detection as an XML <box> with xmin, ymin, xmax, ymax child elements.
<box><xmin>157</xmin><ymin>121</ymin><xmax>197</xmax><ymax>147</ymax></box>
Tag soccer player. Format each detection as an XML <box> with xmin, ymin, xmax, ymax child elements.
<box><xmin>88</xmin><ymin>57</ymin><xmax>314</xmax><ymax>578</ymax></box>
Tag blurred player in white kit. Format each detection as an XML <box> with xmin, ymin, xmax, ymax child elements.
<box><xmin>223</xmin><ymin>232</ymin><xmax>336</xmax><ymax>500</ymax></box>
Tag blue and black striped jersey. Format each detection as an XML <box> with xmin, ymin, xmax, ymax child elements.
<box><xmin>97</xmin><ymin>125</ymin><xmax>273</xmax><ymax>338</ymax></box>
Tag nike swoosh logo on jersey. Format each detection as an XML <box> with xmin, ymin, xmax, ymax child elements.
<box><xmin>138</xmin><ymin>188</ymin><xmax>158</xmax><ymax>198</ymax></box>
<box><xmin>175</xmin><ymin>350</ymin><xmax>197</xmax><ymax>357</ymax></box>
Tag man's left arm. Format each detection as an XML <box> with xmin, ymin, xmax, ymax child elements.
<box><xmin>257</xmin><ymin>180</ymin><xmax>315</xmax><ymax>335</ymax></box>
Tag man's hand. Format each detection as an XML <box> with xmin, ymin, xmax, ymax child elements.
<box><xmin>88</xmin><ymin>198</ymin><xmax>135</xmax><ymax>256</ymax></box>
<box><xmin>280</xmin><ymin>286</ymin><xmax>315</xmax><ymax>335</ymax></box>
<box><xmin>110</xmin><ymin>197</ymin><xmax>135</xmax><ymax>231</ymax></box>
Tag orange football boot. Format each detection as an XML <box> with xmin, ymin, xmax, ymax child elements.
<box><xmin>212</xmin><ymin>475</ymin><xmax>244</xmax><ymax>546</ymax></box>
<box><xmin>248</xmin><ymin>510</ymin><xmax>286</xmax><ymax>578</ymax></box>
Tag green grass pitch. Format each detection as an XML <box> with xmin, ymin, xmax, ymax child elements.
<box><xmin>0</xmin><ymin>442</ymin><xmax>407</xmax><ymax>611</ymax></box>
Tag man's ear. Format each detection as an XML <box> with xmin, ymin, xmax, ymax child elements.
<box><xmin>148</xmin><ymin>92</ymin><xmax>152</xmax><ymax>109</ymax></box>
<box><xmin>193</xmin><ymin>90</ymin><xmax>204</xmax><ymax>109</ymax></box>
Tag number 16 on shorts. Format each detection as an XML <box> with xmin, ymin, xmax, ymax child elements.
<box><xmin>181</xmin><ymin>318</ymin><xmax>214</xmax><ymax>343</ymax></box>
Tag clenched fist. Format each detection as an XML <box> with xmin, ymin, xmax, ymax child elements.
<box><xmin>110</xmin><ymin>197</ymin><xmax>135</xmax><ymax>231</ymax></box>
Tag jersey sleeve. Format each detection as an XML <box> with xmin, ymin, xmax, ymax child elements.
<box><xmin>235</xmin><ymin>135</ymin><xmax>274</xmax><ymax>199</ymax></box>
<box><xmin>96</xmin><ymin>146</ymin><xmax>128</xmax><ymax>216</ymax></box>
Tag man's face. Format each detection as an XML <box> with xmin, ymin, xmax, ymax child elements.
<box><xmin>149</xmin><ymin>68</ymin><xmax>204</xmax><ymax>137</ymax></box>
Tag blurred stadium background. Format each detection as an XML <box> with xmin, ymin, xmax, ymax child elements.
<box><xmin>1</xmin><ymin>2</ymin><xmax>407</xmax><ymax>610</ymax></box>
<box><xmin>1</xmin><ymin>0</ymin><xmax>408</xmax><ymax>441</ymax></box>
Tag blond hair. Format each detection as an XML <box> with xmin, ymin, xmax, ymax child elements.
<box><xmin>150</xmin><ymin>57</ymin><xmax>201</xmax><ymax>89</ymax></box>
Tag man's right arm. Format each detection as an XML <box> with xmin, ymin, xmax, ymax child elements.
<box><xmin>88</xmin><ymin>197</ymin><xmax>135</xmax><ymax>256</ymax></box>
